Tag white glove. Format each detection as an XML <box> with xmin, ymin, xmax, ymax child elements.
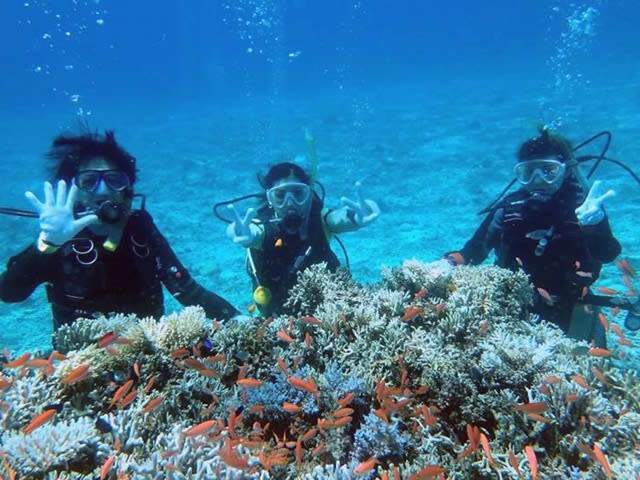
<box><xmin>25</xmin><ymin>180</ymin><xmax>98</xmax><ymax>247</ymax></box>
<box><xmin>226</xmin><ymin>204</ymin><xmax>261</xmax><ymax>248</ymax></box>
<box><xmin>575</xmin><ymin>180</ymin><xmax>615</xmax><ymax>226</ymax></box>
<box><xmin>340</xmin><ymin>181</ymin><xmax>380</xmax><ymax>227</ymax></box>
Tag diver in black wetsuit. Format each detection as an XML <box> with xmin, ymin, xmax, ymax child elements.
<box><xmin>224</xmin><ymin>162</ymin><xmax>380</xmax><ymax>316</ymax></box>
<box><xmin>445</xmin><ymin>128</ymin><xmax>621</xmax><ymax>346</ymax></box>
<box><xmin>0</xmin><ymin>130</ymin><xmax>238</xmax><ymax>335</ymax></box>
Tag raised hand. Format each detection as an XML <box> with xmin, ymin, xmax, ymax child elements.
<box><xmin>575</xmin><ymin>180</ymin><xmax>615</xmax><ymax>226</ymax></box>
<box><xmin>225</xmin><ymin>204</ymin><xmax>260</xmax><ymax>248</ymax></box>
<box><xmin>25</xmin><ymin>180</ymin><xmax>98</xmax><ymax>247</ymax></box>
<box><xmin>340</xmin><ymin>181</ymin><xmax>380</xmax><ymax>227</ymax></box>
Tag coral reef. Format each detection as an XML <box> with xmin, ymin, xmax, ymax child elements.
<box><xmin>0</xmin><ymin>260</ymin><xmax>638</xmax><ymax>479</ymax></box>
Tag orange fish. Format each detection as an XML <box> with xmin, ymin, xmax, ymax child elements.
<box><xmin>400</xmin><ymin>306</ymin><xmax>423</xmax><ymax>322</ymax></box>
<box><xmin>142</xmin><ymin>396</ymin><xmax>164</xmax><ymax>414</ymax></box>
<box><xmin>63</xmin><ymin>364</ymin><xmax>91</xmax><ymax>384</ymax></box>
<box><xmin>353</xmin><ymin>457</ymin><xmax>379</xmax><ymax>475</ymax></box>
<box><xmin>596</xmin><ymin>286</ymin><xmax>621</xmax><ymax>296</ymax></box>
<box><xmin>287</xmin><ymin>375</ymin><xmax>319</xmax><ymax>396</ymax></box>
<box><xmin>282</xmin><ymin>401</ymin><xmax>302</xmax><ymax>414</ymax></box>
<box><xmin>100</xmin><ymin>456</ymin><xmax>115</xmax><ymax>480</ymax></box>
<box><xmin>508</xmin><ymin>451</ymin><xmax>520</xmax><ymax>476</ymax></box>
<box><xmin>513</xmin><ymin>402</ymin><xmax>548</xmax><ymax>414</ymax></box>
<box><xmin>588</xmin><ymin>347</ymin><xmax>612</xmax><ymax>357</ymax></box>
<box><xmin>109</xmin><ymin>379</ymin><xmax>134</xmax><ymax>408</ymax></box>
<box><xmin>301</xmin><ymin>315</ymin><xmax>322</xmax><ymax>325</ymax></box>
<box><xmin>525</xmin><ymin>445</ymin><xmax>538</xmax><ymax>480</ymax></box>
<box><xmin>616</xmin><ymin>258</ymin><xmax>637</xmax><ymax>278</ymax></box>
<box><xmin>276</xmin><ymin>330</ymin><xmax>295</xmax><ymax>344</ymax></box>
<box><xmin>182</xmin><ymin>419</ymin><xmax>218</xmax><ymax>437</ymax></box>
<box><xmin>237</xmin><ymin>378</ymin><xmax>263</xmax><ymax>388</ymax></box>
<box><xmin>3</xmin><ymin>352</ymin><xmax>31</xmax><ymax>369</ymax></box>
<box><xmin>337</xmin><ymin>392</ymin><xmax>354</xmax><ymax>406</ymax></box>
<box><xmin>218</xmin><ymin>439</ymin><xmax>251</xmax><ymax>471</ymax></box>
<box><xmin>333</xmin><ymin>407</ymin><xmax>354</xmax><ymax>418</ymax></box>
<box><xmin>571</xmin><ymin>374</ymin><xmax>592</xmax><ymax>390</ymax></box>
<box><xmin>23</xmin><ymin>408</ymin><xmax>57</xmax><ymax>434</ymax></box>
<box><xmin>592</xmin><ymin>444</ymin><xmax>612</xmax><ymax>479</ymax></box>
<box><xmin>536</xmin><ymin>287</ymin><xmax>555</xmax><ymax>305</ymax></box>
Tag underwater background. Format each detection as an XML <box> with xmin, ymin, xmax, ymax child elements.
<box><xmin>1</xmin><ymin>0</ymin><xmax>639</xmax><ymax>367</ymax></box>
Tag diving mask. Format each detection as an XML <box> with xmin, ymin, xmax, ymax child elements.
<box><xmin>266</xmin><ymin>182</ymin><xmax>311</xmax><ymax>209</ymax></box>
<box><xmin>514</xmin><ymin>159</ymin><xmax>566</xmax><ymax>185</ymax></box>
<box><xmin>73</xmin><ymin>169</ymin><xmax>131</xmax><ymax>193</ymax></box>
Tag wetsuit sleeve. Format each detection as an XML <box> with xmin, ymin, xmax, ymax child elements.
<box><xmin>143</xmin><ymin>214</ymin><xmax>240</xmax><ymax>320</ymax></box>
<box><xmin>448</xmin><ymin>209</ymin><xmax>504</xmax><ymax>265</ymax></box>
<box><xmin>0</xmin><ymin>245</ymin><xmax>51</xmax><ymax>302</ymax></box>
<box><xmin>581</xmin><ymin>216</ymin><xmax>621</xmax><ymax>263</ymax></box>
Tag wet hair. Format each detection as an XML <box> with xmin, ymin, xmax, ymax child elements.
<box><xmin>517</xmin><ymin>127</ymin><xmax>574</xmax><ymax>163</ymax></box>
<box><xmin>47</xmin><ymin>130</ymin><xmax>137</xmax><ymax>185</ymax></box>
<box><xmin>258</xmin><ymin>162</ymin><xmax>311</xmax><ymax>189</ymax></box>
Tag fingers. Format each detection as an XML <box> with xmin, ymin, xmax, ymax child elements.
<box><xmin>73</xmin><ymin>213</ymin><xmax>99</xmax><ymax>231</ymax></box>
<box><xmin>65</xmin><ymin>184</ymin><xmax>78</xmax><ymax>210</ymax></box>
<box><xmin>242</xmin><ymin>207</ymin><xmax>256</xmax><ymax>225</ymax></box>
<box><xmin>228</xmin><ymin>204</ymin><xmax>243</xmax><ymax>224</ymax></box>
<box><xmin>55</xmin><ymin>180</ymin><xmax>67</xmax><ymax>207</ymax></box>
<box><xmin>44</xmin><ymin>181</ymin><xmax>54</xmax><ymax>206</ymax></box>
<box><xmin>340</xmin><ymin>196</ymin><xmax>360</xmax><ymax>212</ymax></box>
<box><xmin>25</xmin><ymin>191</ymin><xmax>44</xmax><ymax>212</ymax></box>
<box><xmin>595</xmin><ymin>189</ymin><xmax>615</xmax><ymax>205</ymax></box>
<box><xmin>355</xmin><ymin>180</ymin><xmax>365</xmax><ymax>205</ymax></box>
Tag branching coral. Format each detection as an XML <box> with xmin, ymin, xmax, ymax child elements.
<box><xmin>0</xmin><ymin>260</ymin><xmax>638</xmax><ymax>479</ymax></box>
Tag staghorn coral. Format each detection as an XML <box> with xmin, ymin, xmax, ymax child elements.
<box><xmin>2</xmin><ymin>416</ymin><xmax>106</xmax><ymax>476</ymax></box>
<box><xmin>0</xmin><ymin>260</ymin><xmax>638</xmax><ymax>479</ymax></box>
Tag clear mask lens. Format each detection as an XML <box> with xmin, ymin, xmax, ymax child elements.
<box><xmin>514</xmin><ymin>160</ymin><xmax>566</xmax><ymax>185</ymax></box>
<box><xmin>266</xmin><ymin>182</ymin><xmax>311</xmax><ymax>209</ymax></box>
<box><xmin>74</xmin><ymin>169</ymin><xmax>130</xmax><ymax>192</ymax></box>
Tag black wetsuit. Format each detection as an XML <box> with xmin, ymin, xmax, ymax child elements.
<box><xmin>455</xmin><ymin>183</ymin><xmax>620</xmax><ymax>332</ymax></box>
<box><xmin>0</xmin><ymin>209</ymin><xmax>238</xmax><ymax>330</ymax></box>
<box><xmin>248</xmin><ymin>199</ymin><xmax>340</xmax><ymax>316</ymax></box>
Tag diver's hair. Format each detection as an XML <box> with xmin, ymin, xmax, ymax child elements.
<box><xmin>259</xmin><ymin>161</ymin><xmax>311</xmax><ymax>189</ymax></box>
<box><xmin>517</xmin><ymin>127</ymin><xmax>573</xmax><ymax>163</ymax></box>
<box><xmin>47</xmin><ymin>130</ymin><xmax>137</xmax><ymax>185</ymax></box>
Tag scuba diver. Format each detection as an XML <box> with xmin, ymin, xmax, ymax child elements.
<box><xmin>219</xmin><ymin>161</ymin><xmax>380</xmax><ymax>316</ymax></box>
<box><xmin>444</xmin><ymin>127</ymin><xmax>622</xmax><ymax>347</ymax></box>
<box><xmin>0</xmin><ymin>130</ymin><xmax>239</xmax><ymax>339</ymax></box>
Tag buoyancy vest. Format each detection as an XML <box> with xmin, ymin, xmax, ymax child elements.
<box><xmin>48</xmin><ymin>210</ymin><xmax>163</xmax><ymax>328</ymax></box>
<box><xmin>248</xmin><ymin>198</ymin><xmax>340</xmax><ymax>315</ymax></box>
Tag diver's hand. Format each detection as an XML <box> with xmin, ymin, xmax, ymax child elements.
<box><xmin>575</xmin><ymin>180</ymin><xmax>616</xmax><ymax>226</ymax></box>
<box><xmin>25</xmin><ymin>180</ymin><xmax>98</xmax><ymax>248</ymax></box>
<box><xmin>340</xmin><ymin>181</ymin><xmax>380</xmax><ymax>227</ymax></box>
<box><xmin>226</xmin><ymin>204</ymin><xmax>260</xmax><ymax>248</ymax></box>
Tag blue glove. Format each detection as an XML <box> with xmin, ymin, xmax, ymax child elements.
<box><xmin>575</xmin><ymin>180</ymin><xmax>615</xmax><ymax>226</ymax></box>
<box><xmin>226</xmin><ymin>204</ymin><xmax>261</xmax><ymax>248</ymax></box>
<box><xmin>340</xmin><ymin>181</ymin><xmax>380</xmax><ymax>227</ymax></box>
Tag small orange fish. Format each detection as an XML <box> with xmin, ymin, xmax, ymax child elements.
<box><xmin>237</xmin><ymin>378</ymin><xmax>263</xmax><ymax>388</ymax></box>
<box><xmin>508</xmin><ymin>451</ymin><xmax>520</xmax><ymax>476</ymax></box>
<box><xmin>588</xmin><ymin>347</ymin><xmax>612</xmax><ymax>357</ymax></box>
<box><xmin>597</xmin><ymin>313</ymin><xmax>610</xmax><ymax>332</ymax></box>
<box><xmin>407</xmin><ymin>465</ymin><xmax>445</xmax><ymax>480</ymax></box>
<box><xmin>23</xmin><ymin>408</ymin><xmax>57</xmax><ymax>434</ymax></box>
<box><xmin>536</xmin><ymin>287</ymin><xmax>555</xmax><ymax>305</ymax></box>
<box><xmin>274</xmin><ymin>238</ymin><xmax>283</xmax><ymax>248</ymax></box>
<box><xmin>63</xmin><ymin>364</ymin><xmax>91</xmax><ymax>384</ymax></box>
<box><xmin>337</xmin><ymin>392</ymin><xmax>354</xmax><ymax>406</ymax></box>
<box><xmin>571</xmin><ymin>374</ymin><xmax>592</xmax><ymax>390</ymax></box>
<box><xmin>400</xmin><ymin>306</ymin><xmax>423</xmax><ymax>322</ymax></box>
<box><xmin>592</xmin><ymin>443</ymin><xmax>612</xmax><ymax>479</ymax></box>
<box><xmin>616</xmin><ymin>258</ymin><xmax>637</xmax><ymax>278</ymax></box>
<box><xmin>565</xmin><ymin>392</ymin><xmax>579</xmax><ymax>403</ymax></box>
<box><xmin>525</xmin><ymin>445</ymin><xmax>538</xmax><ymax>480</ymax></box>
<box><xmin>576</xmin><ymin>271</ymin><xmax>593</xmax><ymax>278</ymax></box>
<box><xmin>353</xmin><ymin>457</ymin><xmax>379</xmax><ymax>475</ymax></box>
<box><xmin>301</xmin><ymin>315</ymin><xmax>322</xmax><ymax>325</ymax></box>
<box><xmin>527</xmin><ymin>413</ymin><xmax>552</xmax><ymax>424</ymax></box>
<box><xmin>100</xmin><ymin>456</ymin><xmax>115</xmax><ymax>480</ymax></box>
<box><xmin>591</xmin><ymin>367</ymin><xmax>609</xmax><ymax>386</ymax></box>
<box><xmin>282</xmin><ymin>401</ymin><xmax>302</xmax><ymax>414</ymax></box>
<box><xmin>513</xmin><ymin>402</ymin><xmax>548</xmax><ymax>414</ymax></box>
<box><xmin>142</xmin><ymin>396</ymin><xmax>164</xmax><ymax>414</ymax></box>
<box><xmin>333</xmin><ymin>407</ymin><xmax>354</xmax><ymax>418</ymax></box>
<box><xmin>182</xmin><ymin>419</ymin><xmax>218</xmax><ymax>437</ymax></box>
<box><xmin>3</xmin><ymin>352</ymin><xmax>31</xmax><ymax>369</ymax></box>
<box><xmin>276</xmin><ymin>330</ymin><xmax>295</xmax><ymax>344</ymax></box>
<box><xmin>596</xmin><ymin>286</ymin><xmax>621</xmax><ymax>296</ymax></box>
<box><xmin>287</xmin><ymin>375</ymin><xmax>319</xmax><ymax>396</ymax></box>
<box><xmin>110</xmin><ymin>379</ymin><xmax>134</xmax><ymax>408</ymax></box>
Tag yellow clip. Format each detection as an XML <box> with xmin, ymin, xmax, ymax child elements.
<box><xmin>253</xmin><ymin>286</ymin><xmax>272</xmax><ymax>306</ymax></box>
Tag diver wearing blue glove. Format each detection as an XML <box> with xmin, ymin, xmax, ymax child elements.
<box><xmin>0</xmin><ymin>130</ymin><xmax>238</xmax><ymax>340</ymax></box>
<box><xmin>444</xmin><ymin>128</ymin><xmax>621</xmax><ymax>346</ymax></box>
<box><xmin>223</xmin><ymin>161</ymin><xmax>380</xmax><ymax>316</ymax></box>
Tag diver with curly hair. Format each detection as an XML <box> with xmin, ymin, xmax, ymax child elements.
<box><xmin>222</xmin><ymin>161</ymin><xmax>380</xmax><ymax>316</ymax></box>
<box><xmin>0</xmin><ymin>130</ymin><xmax>239</xmax><ymax>337</ymax></box>
<box><xmin>444</xmin><ymin>128</ymin><xmax>621</xmax><ymax>346</ymax></box>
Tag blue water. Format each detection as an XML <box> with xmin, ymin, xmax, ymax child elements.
<box><xmin>1</xmin><ymin>0</ymin><xmax>639</xmax><ymax>368</ymax></box>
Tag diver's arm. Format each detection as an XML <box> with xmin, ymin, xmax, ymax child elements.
<box><xmin>324</xmin><ymin>207</ymin><xmax>361</xmax><ymax>234</ymax></box>
<box><xmin>143</xmin><ymin>212</ymin><xmax>240</xmax><ymax>319</ymax></box>
<box><xmin>581</xmin><ymin>216</ymin><xmax>622</xmax><ymax>263</ymax></box>
<box><xmin>0</xmin><ymin>245</ymin><xmax>51</xmax><ymax>302</ymax></box>
<box><xmin>446</xmin><ymin>209</ymin><xmax>503</xmax><ymax>265</ymax></box>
